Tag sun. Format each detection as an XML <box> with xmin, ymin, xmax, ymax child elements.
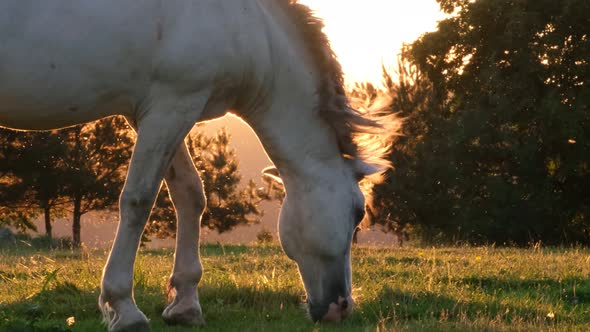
<box><xmin>299</xmin><ymin>0</ymin><xmax>444</xmax><ymax>85</ymax></box>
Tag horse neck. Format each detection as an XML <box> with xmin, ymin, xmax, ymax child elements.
<box><xmin>244</xmin><ymin>90</ymin><xmax>346</xmax><ymax>192</ymax></box>
<box><xmin>237</xmin><ymin>1</ymin><xmax>348</xmax><ymax>190</ymax></box>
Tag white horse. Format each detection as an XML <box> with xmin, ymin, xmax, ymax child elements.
<box><xmin>0</xmin><ymin>1</ymin><xmax>396</xmax><ymax>330</ymax></box>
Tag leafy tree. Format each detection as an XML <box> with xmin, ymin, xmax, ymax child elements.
<box><xmin>0</xmin><ymin>129</ymin><xmax>70</xmax><ymax>236</ymax></box>
<box><xmin>145</xmin><ymin>128</ymin><xmax>278</xmax><ymax>240</ymax></box>
<box><xmin>362</xmin><ymin>51</ymin><xmax>442</xmax><ymax>244</ymax></box>
<box><xmin>0</xmin><ymin>117</ymin><xmax>131</xmax><ymax>243</ymax></box>
<box><xmin>372</xmin><ymin>0</ymin><xmax>590</xmax><ymax>245</ymax></box>
<box><xmin>62</xmin><ymin>117</ymin><xmax>133</xmax><ymax>246</ymax></box>
<box><xmin>0</xmin><ymin>130</ymin><xmax>36</xmax><ymax>232</ymax></box>
<box><xmin>349</xmin><ymin>60</ymin><xmax>431</xmax><ymax>245</ymax></box>
<box><xmin>0</xmin><ymin>207</ymin><xmax>38</xmax><ymax>233</ymax></box>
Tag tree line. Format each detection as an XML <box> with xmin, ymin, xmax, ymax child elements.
<box><xmin>0</xmin><ymin>117</ymin><xmax>133</xmax><ymax>245</ymax></box>
<box><xmin>0</xmin><ymin>117</ymin><xmax>280</xmax><ymax>246</ymax></box>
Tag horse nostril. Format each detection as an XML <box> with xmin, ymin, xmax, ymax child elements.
<box><xmin>341</xmin><ymin>299</ymin><xmax>348</xmax><ymax>310</ymax></box>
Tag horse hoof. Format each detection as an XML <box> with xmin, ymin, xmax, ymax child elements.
<box><xmin>163</xmin><ymin>306</ymin><xmax>206</xmax><ymax>326</ymax></box>
<box><xmin>108</xmin><ymin>309</ymin><xmax>150</xmax><ymax>332</ymax></box>
<box><xmin>110</xmin><ymin>320</ymin><xmax>151</xmax><ymax>332</ymax></box>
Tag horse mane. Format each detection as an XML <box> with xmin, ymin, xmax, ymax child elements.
<box><xmin>278</xmin><ymin>0</ymin><xmax>400</xmax><ymax>172</ymax></box>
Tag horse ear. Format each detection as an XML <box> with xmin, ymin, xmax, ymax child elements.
<box><xmin>349</xmin><ymin>159</ymin><xmax>387</xmax><ymax>181</ymax></box>
<box><xmin>262</xmin><ymin>166</ymin><xmax>283</xmax><ymax>185</ymax></box>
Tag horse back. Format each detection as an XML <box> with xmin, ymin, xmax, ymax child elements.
<box><xmin>0</xmin><ymin>0</ymin><xmax>273</xmax><ymax>130</ymax></box>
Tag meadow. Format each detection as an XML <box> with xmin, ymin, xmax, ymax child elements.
<box><xmin>1</xmin><ymin>243</ymin><xmax>589</xmax><ymax>331</ymax></box>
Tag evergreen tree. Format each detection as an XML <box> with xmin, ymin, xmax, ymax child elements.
<box><xmin>360</xmin><ymin>52</ymin><xmax>437</xmax><ymax>245</ymax></box>
<box><xmin>62</xmin><ymin>116</ymin><xmax>133</xmax><ymax>246</ymax></box>
<box><xmin>145</xmin><ymin>128</ymin><xmax>278</xmax><ymax>240</ymax></box>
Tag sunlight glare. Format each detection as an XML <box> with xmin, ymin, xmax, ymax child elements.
<box><xmin>300</xmin><ymin>0</ymin><xmax>444</xmax><ymax>85</ymax></box>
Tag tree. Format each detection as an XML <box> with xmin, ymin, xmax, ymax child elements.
<box><xmin>349</xmin><ymin>57</ymin><xmax>434</xmax><ymax>245</ymax></box>
<box><xmin>0</xmin><ymin>129</ymin><xmax>37</xmax><ymax>232</ymax></box>
<box><xmin>62</xmin><ymin>117</ymin><xmax>133</xmax><ymax>246</ymax></box>
<box><xmin>372</xmin><ymin>0</ymin><xmax>590</xmax><ymax>245</ymax></box>
<box><xmin>0</xmin><ymin>117</ymin><xmax>132</xmax><ymax>243</ymax></box>
<box><xmin>145</xmin><ymin>128</ymin><xmax>278</xmax><ymax>240</ymax></box>
<box><xmin>0</xmin><ymin>129</ymin><xmax>70</xmax><ymax>237</ymax></box>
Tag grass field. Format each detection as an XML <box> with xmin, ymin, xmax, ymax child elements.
<box><xmin>1</xmin><ymin>243</ymin><xmax>589</xmax><ymax>331</ymax></box>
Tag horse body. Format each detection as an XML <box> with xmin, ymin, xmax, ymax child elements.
<box><xmin>0</xmin><ymin>0</ymin><xmax>273</xmax><ymax>128</ymax></box>
<box><xmin>1</xmin><ymin>1</ymin><xmax>392</xmax><ymax>330</ymax></box>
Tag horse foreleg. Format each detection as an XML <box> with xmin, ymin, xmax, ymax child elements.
<box><xmin>99</xmin><ymin>92</ymin><xmax>209</xmax><ymax>332</ymax></box>
<box><xmin>161</xmin><ymin>142</ymin><xmax>206</xmax><ymax>326</ymax></box>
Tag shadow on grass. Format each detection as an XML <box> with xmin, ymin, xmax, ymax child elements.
<box><xmin>0</xmin><ymin>278</ymin><xmax>303</xmax><ymax>332</ymax></box>
<box><xmin>353</xmin><ymin>281</ymin><xmax>590</xmax><ymax>329</ymax></box>
<box><xmin>0</xmin><ymin>281</ymin><xmax>103</xmax><ymax>331</ymax></box>
<box><xmin>455</xmin><ymin>275</ymin><xmax>590</xmax><ymax>303</ymax></box>
<box><xmin>140</xmin><ymin>243</ymin><xmax>283</xmax><ymax>258</ymax></box>
<box><xmin>3</xmin><ymin>244</ymin><xmax>589</xmax><ymax>331</ymax></box>
<box><xmin>3</xmin><ymin>278</ymin><xmax>590</xmax><ymax>331</ymax></box>
<box><xmin>383</xmin><ymin>256</ymin><xmax>424</xmax><ymax>265</ymax></box>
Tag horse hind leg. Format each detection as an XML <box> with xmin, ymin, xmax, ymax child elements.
<box><xmin>99</xmin><ymin>90</ymin><xmax>211</xmax><ymax>332</ymax></box>
<box><xmin>161</xmin><ymin>142</ymin><xmax>206</xmax><ymax>326</ymax></box>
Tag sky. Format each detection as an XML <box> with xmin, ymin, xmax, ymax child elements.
<box><xmin>299</xmin><ymin>0</ymin><xmax>444</xmax><ymax>85</ymax></box>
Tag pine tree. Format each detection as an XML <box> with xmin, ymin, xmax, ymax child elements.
<box><xmin>145</xmin><ymin>128</ymin><xmax>279</xmax><ymax>240</ymax></box>
<box><xmin>62</xmin><ymin>116</ymin><xmax>133</xmax><ymax>246</ymax></box>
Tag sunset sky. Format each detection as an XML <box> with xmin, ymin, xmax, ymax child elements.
<box><xmin>300</xmin><ymin>0</ymin><xmax>444</xmax><ymax>84</ymax></box>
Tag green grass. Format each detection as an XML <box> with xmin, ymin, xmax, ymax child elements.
<box><xmin>1</xmin><ymin>243</ymin><xmax>589</xmax><ymax>331</ymax></box>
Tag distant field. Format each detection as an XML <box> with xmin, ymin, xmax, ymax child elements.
<box><xmin>1</xmin><ymin>243</ymin><xmax>589</xmax><ymax>331</ymax></box>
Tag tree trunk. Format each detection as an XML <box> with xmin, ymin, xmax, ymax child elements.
<box><xmin>72</xmin><ymin>194</ymin><xmax>82</xmax><ymax>247</ymax></box>
<box><xmin>43</xmin><ymin>205</ymin><xmax>52</xmax><ymax>239</ymax></box>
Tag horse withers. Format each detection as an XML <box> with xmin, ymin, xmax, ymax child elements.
<box><xmin>0</xmin><ymin>1</ymin><xmax>397</xmax><ymax>330</ymax></box>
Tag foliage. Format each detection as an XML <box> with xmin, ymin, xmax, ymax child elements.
<box><xmin>258</xmin><ymin>175</ymin><xmax>286</xmax><ymax>204</ymax></box>
<box><xmin>352</xmin><ymin>56</ymin><xmax>433</xmax><ymax>245</ymax></box>
<box><xmin>1</xmin><ymin>244</ymin><xmax>589</xmax><ymax>331</ymax></box>
<box><xmin>146</xmin><ymin>128</ymin><xmax>278</xmax><ymax>239</ymax></box>
<box><xmin>371</xmin><ymin>0</ymin><xmax>590</xmax><ymax>245</ymax></box>
<box><xmin>256</xmin><ymin>228</ymin><xmax>274</xmax><ymax>244</ymax></box>
<box><xmin>61</xmin><ymin>116</ymin><xmax>133</xmax><ymax>246</ymax></box>
<box><xmin>0</xmin><ymin>129</ymin><xmax>71</xmax><ymax>235</ymax></box>
<box><xmin>1</xmin><ymin>120</ymin><xmax>276</xmax><ymax>245</ymax></box>
<box><xmin>0</xmin><ymin>209</ymin><xmax>38</xmax><ymax>234</ymax></box>
<box><xmin>0</xmin><ymin>117</ymin><xmax>133</xmax><ymax>245</ymax></box>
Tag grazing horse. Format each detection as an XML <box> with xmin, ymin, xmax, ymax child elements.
<box><xmin>0</xmin><ymin>1</ymin><xmax>397</xmax><ymax>330</ymax></box>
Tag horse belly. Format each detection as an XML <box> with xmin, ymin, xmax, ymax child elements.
<box><xmin>0</xmin><ymin>92</ymin><xmax>134</xmax><ymax>130</ymax></box>
<box><xmin>0</xmin><ymin>56</ymin><xmax>140</xmax><ymax>130</ymax></box>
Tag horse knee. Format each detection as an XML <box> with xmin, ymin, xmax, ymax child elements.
<box><xmin>189</xmin><ymin>184</ymin><xmax>206</xmax><ymax>212</ymax></box>
<box><xmin>174</xmin><ymin>180</ymin><xmax>206</xmax><ymax>214</ymax></box>
<box><xmin>119</xmin><ymin>189</ymin><xmax>154</xmax><ymax>231</ymax></box>
<box><xmin>120</xmin><ymin>190</ymin><xmax>152</xmax><ymax>209</ymax></box>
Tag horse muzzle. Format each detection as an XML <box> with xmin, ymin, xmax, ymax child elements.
<box><xmin>308</xmin><ymin>295</ymin><xmax>354</xmax><ymax>323</ymax></box>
